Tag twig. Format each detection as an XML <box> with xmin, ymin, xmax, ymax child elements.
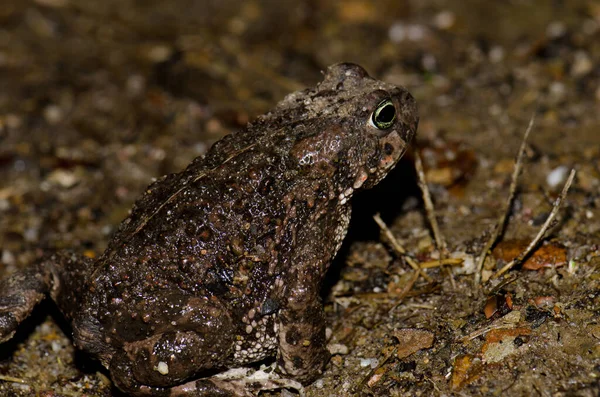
<box><xmin>414</xmin><ymin>149</ymin><xmax>456</xmax><ymax>289</ymax></box>
<box><xmin>420</xmin><ymin>258</ymin><xmax>463</xmax><ymax>269</ymax></box>
<box><xmin>0</xmin><ymin>375</ymin><xmax>27</xmax><ymax>384</ymax></box>
<box><xmin>414</xmin><ymin>149</ymin><xmax>446</xmax><ymax>251</ymax></box>
<box><xmin>373</xmin><ymin>213</ymin><xmax>432</xmax><ymax>282</ymax></box>
<box><xmin>459</xmin><ymin>311</ymin><xmax>522</xmax><ymax>343</ymax></box>
<box><xmin>475</xmin><ymin>114</ymin><xmax>535</xmax><ymax>285</ymax></box>
<box><xmin>485</xmin><ymin>273</ymin><xmax>519</xmax><ymax>296</ymax></box>
<box><xmin>401</xmin><ymin>303</ymin><xmax>436</xmax><ymax>310</ymax></box>
<box><xmin>490</xmin><ymin>169</ymin><xmax>576</xmax><ymax>280</ymax></box>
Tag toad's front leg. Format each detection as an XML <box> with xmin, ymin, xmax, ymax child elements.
<box><xmin>275</xmin><ymin>269</ymin><xmax>330</xmax><ymax>385</ymax></box>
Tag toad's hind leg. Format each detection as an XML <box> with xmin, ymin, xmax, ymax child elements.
<box><xmin>0</xmin><ymin>252</ymin><xmax>93</xmax><ymax>342</ymax></box>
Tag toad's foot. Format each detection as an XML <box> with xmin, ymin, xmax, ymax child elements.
<box><xmin>210</xmin><ymin>365</ymin><xmax>305</xmax><ymax>396</ymax></box>
<box><xmin>132</xmin><ymin>364</ymin><xmax>304</xmax><ymax>397</ymax></box>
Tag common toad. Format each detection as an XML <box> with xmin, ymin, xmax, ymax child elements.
<box><xmin>0</xmin><ymin>63</ymin><xmax>418</xmax><ymax>396</ymax></box>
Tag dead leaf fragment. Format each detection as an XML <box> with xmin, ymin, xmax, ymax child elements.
<box><xmin>532</xmin><ymin>295</ymin><xmax>555</xmax><ymax>308</ymax></box>
<box><xmin>451</xmin><ymin>354</ymin><xmax>483</xmax><ymax>390</ymax></box>
<box><xmin>481</xmin><ymin>327</ymin><xmax>531</xmax><ymax>363</ymax></box>
<box><xmin>492</xmin><ymin>239</ymin><xmax>567</xmax><ymax>270</ymax></box>
<box><xmin>366</xmin><ymin>368</ymin><xmax>385</xmax><ymax>388</ymax></box>
<box><xmin>484</xmin><ymin>292</ymin><xmax>513</xmax><ymax>319</ymax></box>
<box><xmin>392</xmin><ymin>328</ymin><xmax>435</xmax><ymax>359</ymax></box>
<box><xmin>484</xmin><ymin>295</ymin><xmax>498</xmax><ymax>319</ymax></box>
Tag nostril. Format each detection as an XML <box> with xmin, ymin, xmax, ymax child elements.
<box><xmin>384</xmin><ymin>143</ymin><xmax>394</xmax><ymax>155</ymax></box>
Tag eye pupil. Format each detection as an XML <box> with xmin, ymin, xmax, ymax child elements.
<box><xmin>371</xmin><ymin>99</ymin><xmax>396</xmax><ymax>130</ymax></box>
<box><xmin>377</xmin><ymin>104</ymin><xmax>395</xmax><ymax>123</ymax></box>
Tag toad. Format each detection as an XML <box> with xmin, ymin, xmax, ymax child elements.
<box><xmin>0</xmin><ymin>63</ymin><xmax>418</xmax><ymax>396</ymax></box>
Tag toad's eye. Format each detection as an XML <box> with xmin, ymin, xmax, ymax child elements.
<box><xmin>369</xmin><ymin>98</ymin><xmax>396</xmax><ymax>130</ymax></box>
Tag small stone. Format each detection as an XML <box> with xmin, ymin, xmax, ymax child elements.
<box><xmin>359</xmin><ymin>358</ymin><xmax>378</xmax><ymax>368</ymax></box>
<box><xmin>547</xmin><ymin>165</ymin><xmax>569</xmax><ymax>188</ymax></box>
<box><xmin>388</xmin><ymin>22</ymin><xmax>427</xmax><ymax>43</ymax></box>
<box><xmin>51</xmin><ymin>340</ymin><xmax>62</xmax><ymax>352</ymax></box>
<box><xmin>126</xmin><ymin>74</ymin><xmax>146</xmax><ymax>97</ymax></box>
<box><xmin>147</xmin><ymin>45</ymin><xmax>173</xmax><ymax>63</ymax></box>
<box><xmin>548</xmin><ymin>82</ymin><xmax>566</xmax><ymax>102</ymax></box>
<box><xmin>546</xmin><ymin>21</ymin><xmax>566</xmax><ymax>38</ymax></box>
<box><xmin>1</xmin><ymin>250</ymin><xmax>15</xmax><ymax>266</ymax></box>
<box><xmin>43</xmin><ymin>105</ymin><xmax>63</xmax><ymax>125</ymax></box>
<box><xmin>489</xmin><ymin>46</ymin><xmax>505</xmax><ymax>63</ymax></box>
<box><xmin>46</xmin><ymin>169</ymin><xmax>79</xmax><ymax>188</ymax></box>
<box><xmin>433</xmin><ymin>10</ymin><xmax>455</xmax><ymax>30</ymax></box>
<box><xmin>571</xmin><ymin>51</ymin><xmax>593</xmax><ymax>77</ymax></box>
<box><xmin>327</xmin><ymin>343</ymin><xmax>349</xmax><ymax>355</ymax></box>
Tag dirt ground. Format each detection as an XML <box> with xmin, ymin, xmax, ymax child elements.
<box><xmin>0</xmin><ymin>0</ymin><xmax>599</xmax><ymax>396</ymax></box>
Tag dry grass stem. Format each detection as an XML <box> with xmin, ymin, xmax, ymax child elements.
<box><xmin>459</xmin><ymin>311</ymin><xmax>522</xmax><ymax>343</ymax></box>
<box><xmin>414</xmin><ymin>149</ymin><xmax>446</xmax><ymax>251</ymax></box>
<box><xmin>475</xmin><ymin>114</ymin><xmax>535</xmax><ymax>285</ymax></box>
<box><xmin>0</xmin><ymin>375</ymin><xmax>27</xmax><ymax>384</ymax></box>
<box><xmin>419</xmin><ymin>258</ymin><xmax>464</xmax><ymax>269</ymax></box>
<box><xmin>373</xmin><ymin>213</ymin><xmax>433</xmax><ymax>282</ymax></box>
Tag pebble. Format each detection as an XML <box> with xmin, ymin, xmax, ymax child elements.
<box><xmin>548</xmin><ymin>81</ymin><xmax>566</xmax><ymax>102</ymax></box>
<box><xmin>126</xmin><ymin>74</ymin><xmax>146</xmax><ymax>97</ymax></box>
<box><xmin>434</xmin><ymin>10</ymin><xmax>455</xmax><ymax>30</ymax></box>
<box><xmin>46</xmin><ymin>169</ymin><xmax>79</xmax><ymax>188</ymax></box>
<box><xmin>1</xmin><ymin>250</ymin><xmax>15</xmax><ymax>266</ymax></box>
<box><xmin>359</xmin><ymin>358</ymin><xmax>378</xmax><ymax>368</ymax></box>
<box><xmin>51</xmin><ymin>340</ymin><xmax>63</xmax><ymax>352</ymax></box>
<box><xmin>489</xmin><ymin>46</ymin><xmax>505</xmax><ymax>63</ymax></box>
<box><xmin>328</xmin><ymin>343</ymin><xmax>349</xmax><ymax>355</ymax></box>
<box><xmin>23</xmin><ymin>227</ymin><xmax>39</xmax><ymax>243</ymax></box>
<box><xmin>43</xmin><ymin>104</ymin><xmax>63</xmax><ymax>125</ymax></box>
<box><xmin>388</xmin><ymin>22</ymin><xmax>427</xmax><ymax>43</ymax></box>
<box><xmin>571</xmin><ymin>51</ymin><xmax>592</xmax><ymax>77</ymax></box>
<box><xmin>546</xmin><ymin>21</ymin><xmax>566</xmax><ymax>38</ymax></box>
<box><xmin>147</xmin><ymin>45</ymin><xmax>172</xmax><ymax>63</ymax></box>
<box><xmin>547</xmin><ymin>165</ymin><xmax>569</xmax><ymax>188</ymax></box>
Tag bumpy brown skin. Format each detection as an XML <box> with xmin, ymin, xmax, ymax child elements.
<box><xmin>0</xmin><ymin>63</ymin><xmax>418</xmax><ymax>396</ymax></box>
